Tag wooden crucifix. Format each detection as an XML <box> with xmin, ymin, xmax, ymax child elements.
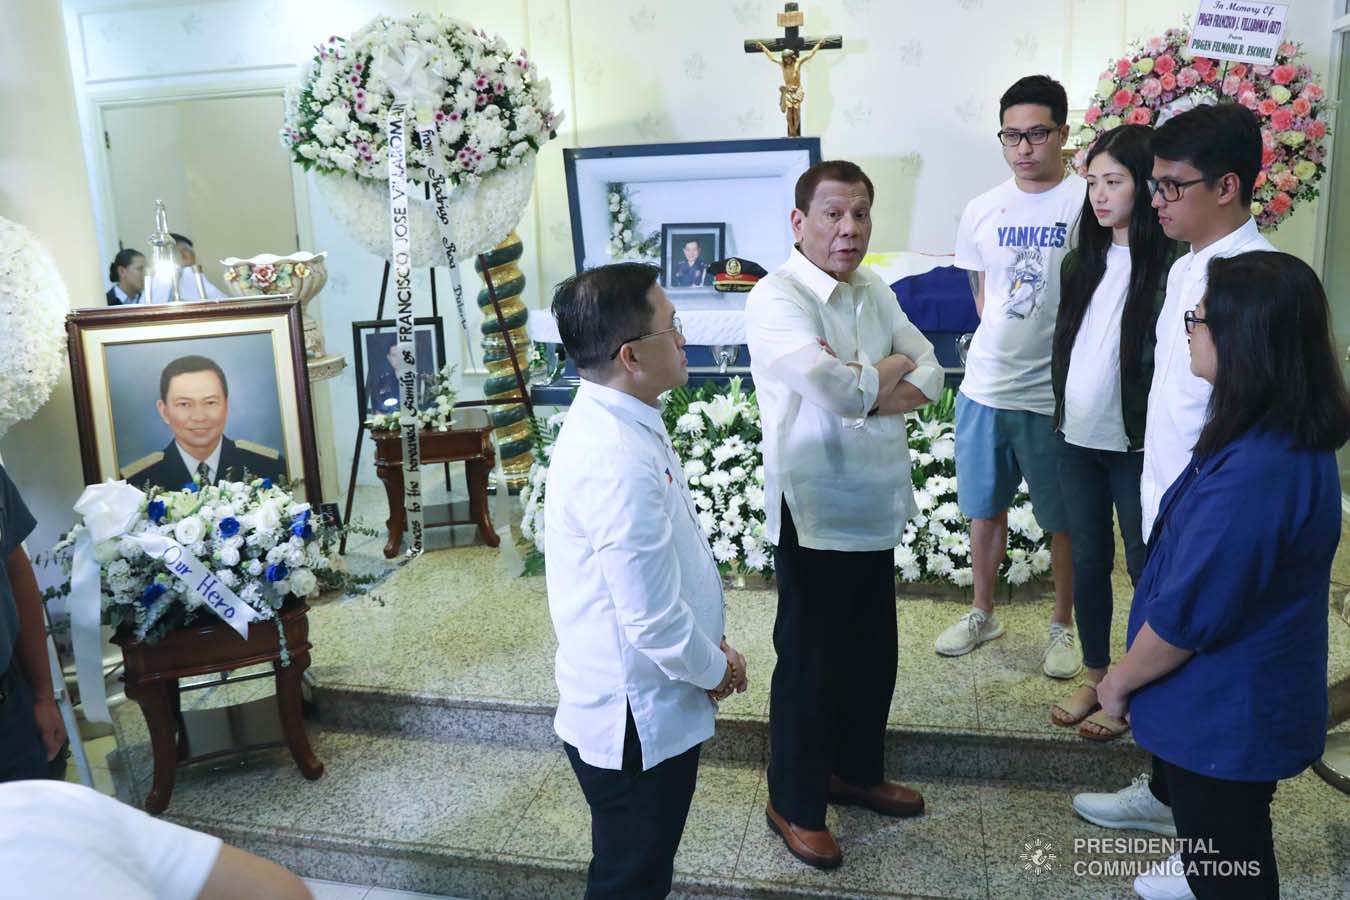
<box><xmin>743</xmin><ymin>2</ymin><xmax>843</xmax><ymax>137</ymax></box>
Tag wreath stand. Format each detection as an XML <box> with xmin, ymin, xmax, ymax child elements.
<box><xmin>338</xmin><ymin>243</ymin><xmax>533</xmax><ymax>554</ymax></box>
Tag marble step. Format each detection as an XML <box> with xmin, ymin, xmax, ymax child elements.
<box><xmin>132</xmin><ymin>725</ymin><xmax>1348</xmax><ymax>900</ymax></box>
<box><xmin>310</xmin><ymin>685</ymin><xmax>1150</xmax><ymax>791</ymax></box>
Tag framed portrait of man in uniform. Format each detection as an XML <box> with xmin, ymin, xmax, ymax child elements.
<box><xmin>66</xmin><ymin>298</ymin><xmax>321</xmax><ymax>505</ymax></box>
<box><xmin>660</xmin><ymin>222</ymin><xmax>724</xmax><ymax>291</ymax></box>
<box><xmin>351</xmin><ymin>317</ymin><xmax>447</xmax><ymax>420</ymax></box>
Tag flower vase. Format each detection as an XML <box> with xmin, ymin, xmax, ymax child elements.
<box><xmin>474</xmin><ymin>231</ymin><xmax>534</xmax><ymax>490</ymax></box>
<box><xmin>220</xmin><ymin>251</ymin><xmax>346</xmax><ymax>381</ymax></box>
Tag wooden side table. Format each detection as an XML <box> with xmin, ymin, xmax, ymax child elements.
<box><xmin>114</xmin><ymin>601</ymin><xmax>323</xmax><ymax>814</ymax></box>
<box><xmin>371</xmin><ymin>408</ymin><xmax>501</xmax><ymax>557</ymax></box>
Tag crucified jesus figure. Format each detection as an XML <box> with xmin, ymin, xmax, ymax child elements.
<box><xmin>755</xmin><ymin>37</ymin><xmax>827</xmax><ymax>137</ymax></box>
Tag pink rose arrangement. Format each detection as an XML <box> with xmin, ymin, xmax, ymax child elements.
<box><xmin>1076</xmin><ymin>30</ymin><xmax>1328</xmax><ymax>232</ymax></box>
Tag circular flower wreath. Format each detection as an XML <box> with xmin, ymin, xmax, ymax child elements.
<box><xmin>1075</xmin><ymin>28</ymin><xmax>1328</xmax><ymax>232</ymax></box>
<box><xmin>0</xmin><ymin>216</ymin><xmax>68</xmax><ymax>440</ymax></box>
<box><xmin>280</xmin><ymin>13</ymin><xmax>561</xmax><ymax>262</ymax></box>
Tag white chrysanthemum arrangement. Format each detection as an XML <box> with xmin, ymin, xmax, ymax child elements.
<box><xmin>0</xmin><ymin>216</ymin><xmax>68</xmax><ymax>439</ymax></box>
<box><xmin>281</xmin><ymin>13</ymin><xmax>558</xmax><ymax>185</ymax></box>
<box><xmin>520</xmin><ymin>384</ymin><xmax>1053</xmax><ymax>587</ymax></box>
<box><xmin>281</xmin><ymin>13</ymin><xmax>561</xmax><ymax>263</ymax></box>
<box><xmin>895</xmin><ymin>392</ymin><xmax>1051</xmax><ymax>586</ymax></box>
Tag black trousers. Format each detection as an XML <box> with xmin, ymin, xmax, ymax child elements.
<box><xmin>767</xmin><ymin>500</ymin><xmax>898</xmax><ymax>828</ymax></box>
<box><xmin>0</xmin><ymin>656</ymin><xmax>49</xmax><ymax>784</ymax></box>
<box><xmin>1150</xmin><ymin>755</ymin><xmax>1279</xmax><ymax>900</ymax></box>
<box><xmin>564</xmin><ymin>707</ymin><xmax>701</xmax><ymax>900</ymax></box>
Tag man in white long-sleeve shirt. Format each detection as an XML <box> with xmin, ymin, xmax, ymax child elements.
<box><xmin>545</xmin><ymin>262</ymin><xmax>748</xmax><ymax>900</ymax></box>
<box><xmin>746</xmin><ymin>160</ymin><xmax>943</xmax><ymax>870</ymax></box>
<box><xmin>171</xmin><ymin>234</ymin><xmax>228</xmax><ymax>300</ymax></box>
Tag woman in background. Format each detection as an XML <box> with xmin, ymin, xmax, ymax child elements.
<box><xmin>106</xmin><ymin>248</ymin><xmax>145</xmax><ymax>306</ymax></box>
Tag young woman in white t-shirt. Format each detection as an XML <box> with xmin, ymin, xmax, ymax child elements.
<box><xmin>1048</xmin><ymin>125</ymin><xmax>1178</xmax><ymax>740</ymax></box>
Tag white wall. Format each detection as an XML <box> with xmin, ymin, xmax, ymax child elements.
<box><xmin>0</xmin><ymin>0</ymin><xmax>106</xmax><ymax>583</ymax></box>
<box><xmin>44</xmin><ymin>0</ymin><xmax>1342</xmax><ymax>505</ymax></box>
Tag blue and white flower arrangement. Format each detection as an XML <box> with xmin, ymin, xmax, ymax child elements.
<box><xmin>42</xmin><ymin>477</ymin><xmax>367</xmax><ymax>645</ymax></box>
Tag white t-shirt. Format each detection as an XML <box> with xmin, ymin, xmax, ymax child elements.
<box><xmin>0</xmin><ymin>780</ymin><xmax>222</xmax><ymax>900</ymax></box>
<box><xmin>955</xmin><ymin>174</ymin><xmax>1086</xmax><ymax>415</ymax></box>
<box><xmin>1062</xmin><ymin>243</ymin><xmax>1132</xmax><ymax>452</ymax></box>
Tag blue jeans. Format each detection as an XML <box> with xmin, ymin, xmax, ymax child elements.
<box><xmin>1056</xmin><ymin>437</ymin><xmax>1145</xmax><ymax>670</ymax></box>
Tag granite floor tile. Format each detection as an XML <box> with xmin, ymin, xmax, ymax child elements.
<box><xmin>722</xmin><ymin>587</ymin><xmax>776</xmax><ymax>721</ymax></box>
<box><xmin>978</xmin><ymin>780</ymin><xmax>1146</xmax><ymax>900</ymax></box>
<box><xmin>364</xmin><ymin>888</ymin><xmax>473</xmax><ymax>900</ymax></box>
<box><xmin>1266</xmin><ymin>769</ymin><xmax>1350</xmax><ymax>900</ymax></box>
<box><xmin>968</xmin><ymin>593</ymin><xmax>1136</xmax><ymax>742</ymax></box>
<box><xmin>303</xmin><ymin>493</ymin><xmax>1350</xmax><ymax>750</ymax></box>
<box><xmin>502</xmin><ymin>752</ymin><xmax>762</xmax><ymax>881</ymax></box>
<box><xmin>893</xmin><ymin>598</ymin><xmax>979</xmax><ymax>731</ymax></box>
<box><xmin>497</xmin><ymin>752</ymin><xmax>588</xmax><ymax>863</ymax></box>
<box><xmin>303</xmin><ymin>880</ymin><xmax>372</xmax><ymax>900</ymax></box>
<box><xmin>306</xmin><ymin>545</ymin><xmax>559</xmax><ymax>706</ymax></box>
<box><xmin>735</xmin><ymin>776</ymin><xmax>987</xmax><ymax>899</ymax></box>
<box><xmin>269</xmin><ymin>730</ymin><xmax>554</xmax><ymax>851</ymax></box>
<box><xmin>674</xmin><ymin>761</ymin><xmax>764</xmax><ymax>877</ymax></box>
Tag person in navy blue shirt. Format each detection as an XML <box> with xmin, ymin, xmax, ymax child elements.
<box><xmin>1093</xmin><ymin>252</ymin><xmax>1348</xmax><ymax>900</ymax></box>
<box><xmin>0</xmin><ymin>463</ymin><xmax>67</xmax><ymax>782</ymax></box>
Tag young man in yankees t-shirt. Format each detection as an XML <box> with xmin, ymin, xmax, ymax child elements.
<box><xmin>937</xmin><ymin>75</ymin><xmax>1085</xmax><ymax>681</ymax></box>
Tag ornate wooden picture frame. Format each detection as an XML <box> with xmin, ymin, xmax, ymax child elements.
<box><xmin>67</xmin><ymin>299</ymin><xmax>321</xmax><ymax>505</ymax></box>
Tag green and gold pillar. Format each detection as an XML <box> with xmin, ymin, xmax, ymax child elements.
<box><xmin>474</xmin><ymin>231</ymin><xmax>534</xmax><ymax>490</ymax></box>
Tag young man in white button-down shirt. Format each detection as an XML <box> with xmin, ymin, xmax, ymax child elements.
<box><xmin>746</xmin><ymin>161</ymin><xmax>943</xmax><ymax>869</ymax></box>
<box><xmin>545</xmin><ymin>263</ymin><xmax>748</xmax><ymax>899</ymax></box>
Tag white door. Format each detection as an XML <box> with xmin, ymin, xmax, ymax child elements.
<box><xmin>103</xmin><ymin>94</ymin><xmax>300</xmax><ymax>292</ymax></box>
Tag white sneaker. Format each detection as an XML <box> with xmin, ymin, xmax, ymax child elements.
<box><xmin>1072</xmin><ymin>773</ymin><xmax>1177</xmax><ymax>837</ymax></box>
<box><xmin>1042</xmin><ymin>622</ymin><xmax>1083</xmax><ymax>678</ymax></box>
<box><xmin>934</xmin><ymin>608</ymin><xmax>1003</xmax><ymax>656</ymax></box>
<box><xmin>1134</xmin><ymin>852</ymin><xmax>1196</xmax><ymax>899</ymax></box>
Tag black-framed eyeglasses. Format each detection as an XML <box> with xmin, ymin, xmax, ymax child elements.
<box><xmin>1147</xmin><ymin>176</ymin><xmax>1212</xmax><ymax>202</ymax></box>
<box><xmin>1183</xmin><ymin>309</ymin><xmax>1207</xmax><ymax>334</ymax></box>
<box><xmin>997</xmin><ymin>127</ymin><xmax>1055</xmax><ymax>147</ymax></box>
<box><xmin>608</xmin><ymin>316</ymin><xmax>683</xmax><ymax>360</ymax></box>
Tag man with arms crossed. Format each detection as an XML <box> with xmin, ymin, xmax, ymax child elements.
<box><xmin>546</xmin><ymin>262</ymin><xmax>748</xmax><ymax>899</ymax></box>
<box><xmin>748</xmin><ymin>160</ymin><xmax>942</xmax><ymax>869</ymax></box>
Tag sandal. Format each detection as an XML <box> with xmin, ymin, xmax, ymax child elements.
<box><xmin>1050</xmin><ymin>683</ymin><xmax>1100</xmax><ymax>727</ymax></box>
<box><xmin>1078</xmin><ymin>709</ymin><xmax>1130</xmax><ymax>742</ymax></box>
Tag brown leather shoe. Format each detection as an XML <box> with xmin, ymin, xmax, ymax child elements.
<box><xmin>765</xmin><ymin>801</ymin><xmax>842</xmax><ymax>869</ymax></box>
<box><xmin>828</xmin><ymin>775</ymin><xmax>926</xmax><ymax>817</ymax></box>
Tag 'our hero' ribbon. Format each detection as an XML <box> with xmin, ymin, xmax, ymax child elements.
<box><xmin>70</xmin><ymin>482</ymin><xmax>258</xmax><ymax>723</ymax></box>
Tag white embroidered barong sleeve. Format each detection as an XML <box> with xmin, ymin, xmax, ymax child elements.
<box><xmin>745</xmin><ymin>294</ymin><xmax>880</xmax><ymax>419</ymax></box>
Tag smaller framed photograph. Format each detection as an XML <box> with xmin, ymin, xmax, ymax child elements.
<box><xmin>351</xmin><ymin>317</ymin><xmax>448</xmax><ymax>420</ymax></box>
<box><xmin>661</xmin><ymin>222</ymin><xmax>725</xmax><ymax>290</ymax></box>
